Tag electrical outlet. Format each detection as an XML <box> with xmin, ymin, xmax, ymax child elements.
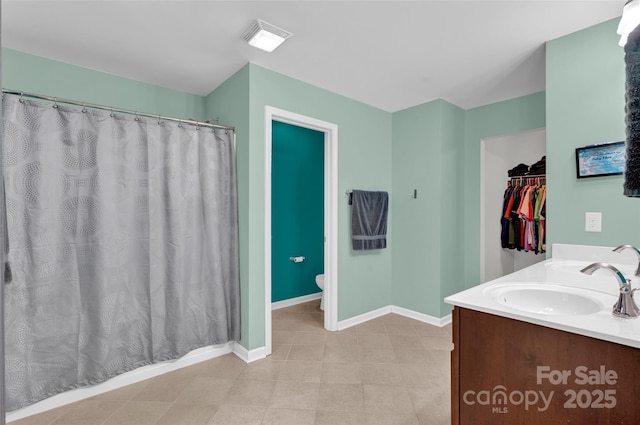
<box><xmin>585</xmin><ymin>212</ymin><xmax>602</xmax><ymax>232</ymax></box>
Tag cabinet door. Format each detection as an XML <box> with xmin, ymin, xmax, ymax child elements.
<box><xmin>453</xmin><ymin>307</ymin><xmax>640</xmax><ymax>424</ymax></box>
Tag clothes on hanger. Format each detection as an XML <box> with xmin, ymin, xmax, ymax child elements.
<box><xmin>501</xmin><ymin>177</ymin><xmax>546</xmax><ymax>254</ymax></box>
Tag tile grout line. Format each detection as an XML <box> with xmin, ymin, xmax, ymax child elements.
<box><xmin>97</xmin><ymin>400</ymin><xmax>128</xmax><ymax>425</ymax></box>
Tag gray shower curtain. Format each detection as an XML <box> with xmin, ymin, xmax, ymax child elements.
<box><xmin>2</xmin><ymin>94</ymin><xmax>240</xmax><ymax>411</ymax></box>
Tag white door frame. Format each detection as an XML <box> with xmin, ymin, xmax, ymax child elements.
<box><xmin>264</xmin><ymin>106</ymin><xmax>338</xmax><ymax>355</ymax></box>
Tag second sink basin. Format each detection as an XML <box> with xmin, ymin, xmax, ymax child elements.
<box><xmin>545</xmin><ymin>260</ymin><xmax>636</xmax><ymax>277</ymax></box>
<box><xmin>485</xmin><ymin>283</ymin><xmax>605</xmax><ymax>316</ymax></box>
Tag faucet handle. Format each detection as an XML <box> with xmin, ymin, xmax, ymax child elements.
<box><xmin>613</xmin><ymin>290</ymin><xmax>640</xmax><ymax>318</ymax></box>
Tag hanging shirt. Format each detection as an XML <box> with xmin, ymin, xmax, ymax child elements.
<box><xmin>501</xmin><ymin>179</ymin><xmax>546</xmax><ymax>254</ymax></box>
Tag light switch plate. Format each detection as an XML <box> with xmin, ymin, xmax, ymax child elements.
<box><xmin>585</xmin><ymin>212</ymin><xmax>602</xmax><ymax>232</ymax></box>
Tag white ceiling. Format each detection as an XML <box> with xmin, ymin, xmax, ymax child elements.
<box><xmin>1</xmin><ymin>1</ymin><xmax>625</xmax><ymax>112</ymax></box>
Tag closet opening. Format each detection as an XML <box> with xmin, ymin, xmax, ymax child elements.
<box><xmin>480</xmin><ymin>128</ymin><xmax>546</xmax><ymax>283</ymax></box>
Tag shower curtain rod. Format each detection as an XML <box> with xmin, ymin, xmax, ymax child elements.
<box><xmin>2</xmin><ymin>89</ymin><xmax>235</xmax><ymax>131</ymax></box>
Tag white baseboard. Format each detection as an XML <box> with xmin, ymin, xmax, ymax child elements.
<box><xmin>271</xmin><ymin>292</ymin><xmax>322</xmax><ymax>310</ymax></box>
<box><xmin>337</xmin><ymin>305</ymin><xmax>392</xmax><ymax>330</ymax></box>
<box><xmin>233</xmin><ymin>343</ymin><xmax>267</xmax><ymax>363</ymax></box>
<box><xmin>337</xmin><ymin>305</ymin><xmax>451</xmax><ymax>331</ymax></box>
<box><xmin>7</xmin><ymin>342</ymin><xmax>235</xmax><ymax>423</ymax></box>
<box><xmin>391</xmin><ymin>306</ymin><xmax>452</xmax><ymax>327</ymax></box>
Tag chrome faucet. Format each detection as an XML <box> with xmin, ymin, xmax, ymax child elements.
<box><xmin>613</xmin><ymin>244</ymin><xmax>640</xmax><ymax>276</ymax></box>
<box><xmin>580</xmin><ymin>262</ymin><xmax>640</xmax><ymax>318</ymax></box>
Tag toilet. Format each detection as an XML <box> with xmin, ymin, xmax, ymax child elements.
<box><xmin>315</xmin><ymin>274</ymin><xmax>325</xmax><ymax>311</ymax></box>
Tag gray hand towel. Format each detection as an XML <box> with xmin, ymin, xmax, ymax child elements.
<box><xmin>351</xmin><ymin>190</ymin><xmax>388</xmax><ymax>250</ymax></box>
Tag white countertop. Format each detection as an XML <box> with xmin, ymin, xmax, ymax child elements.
<box><xmin>444</xmin><ymin>244</ymin><xmax>640</xmax><ymax>349</ymax></box>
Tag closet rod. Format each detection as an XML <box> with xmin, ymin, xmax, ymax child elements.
<box><xmin>2</xmin><ymin>89</ymin><xmax>235</xmax><ymax>131</ymax></box>
<box><xmin>508</xmin><ymin>174</ymin><xmax>546</xmax><ymax>179</ymax></box>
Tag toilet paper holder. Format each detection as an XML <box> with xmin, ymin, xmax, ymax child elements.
<box><xmin>290</xmin><ymin>256</ymin><xmax>305</xmax><ymax>263</ymax></box>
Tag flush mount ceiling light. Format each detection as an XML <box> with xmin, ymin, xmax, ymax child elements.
<box><xmin>242</xmin><ymin>19</ymin><xmax>293</xmax><ymax>52</ymax></box>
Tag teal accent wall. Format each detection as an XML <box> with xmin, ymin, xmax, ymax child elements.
<box><xmin>2</xmin><ymin>48</ymin><xmax>206</xmax><ymax>120</ymax></box>
<box><xmin>391</xmin><ymin>99</ymin><xmax>465</xmax><ymax>318</ymax></box>
<box><xmin>462</xmin><ymin>93</ymin><xmax>546</xmax><ymax>290</ymax></box>
<box><xmin>271</xmin><ymin>121</ymin><xmax>324</xmax><ymax>302</ymax></box>
<box><xmin>546</xmin><ymin>19</ymin><xmax>638</xmax><ymax>250</ymax></box>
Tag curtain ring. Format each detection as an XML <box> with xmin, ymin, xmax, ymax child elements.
<box><xmin>178</xmin><ymin>119</ymin><xmax>183</xmax><ymax>128</ymax></box>
<box><xmin>110</xmin><ymin>107</ymin><xmax>115</xmax><ymax>118</ymax></box>
<box><xmin>82</xmin><ymin>103</ymin><xmax>87</xmax><ymax>113</ymax></box>
<box><xmin>52</xmin><ymin>98</ymin><xmax>59</xmax><ymax>109</ymax></box>
<box><xmin>157</xmin><ymin>115</ymin><xmax>162</xmax><ymax>125</ymax></box>
<box><xmin>19</xmin><ymin>92</ymin><xmax>24</xmax><ymax>104</ymax></box>
<box><xmin>134</xmin><ymin>112</ymin><xmax>140</xmax><ymax>122</ymax></box>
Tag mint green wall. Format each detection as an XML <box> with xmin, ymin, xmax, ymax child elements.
<box><xmin>546</xmin><ymin>19</ymin><xmax>638</xmax><ymax>250</ymax></box>
<box><xmin>462</xmin><ymin>93</ymin><xmax>546</xmax><ymax>290</ymax></box>
<box><xmin>207</xmin><ymin>63</ymin><xmax>394</xmax><ymax>350</ymax></box>
<box><xmin>204</xmin><ymin>65</ymin><xmax>252</xmax><ymax>348</ymax></box>
<box><xmin>392</xmin><ymin>101</ymin><xmax>443</xmax><ymax>316</ymax></box>
<box><xmin>391</xmin><ymin>99</ymin><xmax>464</xmax><ymax>317</ymax></box>
<box><xmin>248</xmin><ymin>64</ymin><xmax>393</xmax><ymax>327</ymax></box>
<box><xmin>2</xmin><ymin>49</ymin><xmax>205</xmax><ymax>119</ymax></box>
<box><xmin>439</xmin><ymin>101</ymin><xmax>466</xmax><ymax>315</ymax></box>
<box><xmin>207</xmin><ymin>64</ymin><xmax>394</xmax><ymax>350</ymax></box>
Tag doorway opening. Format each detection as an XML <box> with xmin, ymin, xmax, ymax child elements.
<box><xmin>264</xmin><ymin>106</ymin><xmax>338</xmax><ymax>356</ymax></box>
<box><xmin>271</xmin><ymin>121</ymin><xmax>324</xmax><ymax>307</ymax></box>
<box><xmin>480</xmin><ymin>128</ymin><xmax>546</xmax><ymax>283</ymax></box>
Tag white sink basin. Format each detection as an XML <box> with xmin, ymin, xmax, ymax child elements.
<box><xmin>544</xmin><ymin>260</ymin><xmax>592</xmax><ymax>271</ymax></box>
<box><xmin>485</xmin><ymin>283</ymin><xmax>605</xmax><ymax>315</ymax></box>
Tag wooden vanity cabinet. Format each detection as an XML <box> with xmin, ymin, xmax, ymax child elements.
<box><xmin>451</xmin><ymin>306</ymin><xmax>640</xmax><ymax>424</ymax></box>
